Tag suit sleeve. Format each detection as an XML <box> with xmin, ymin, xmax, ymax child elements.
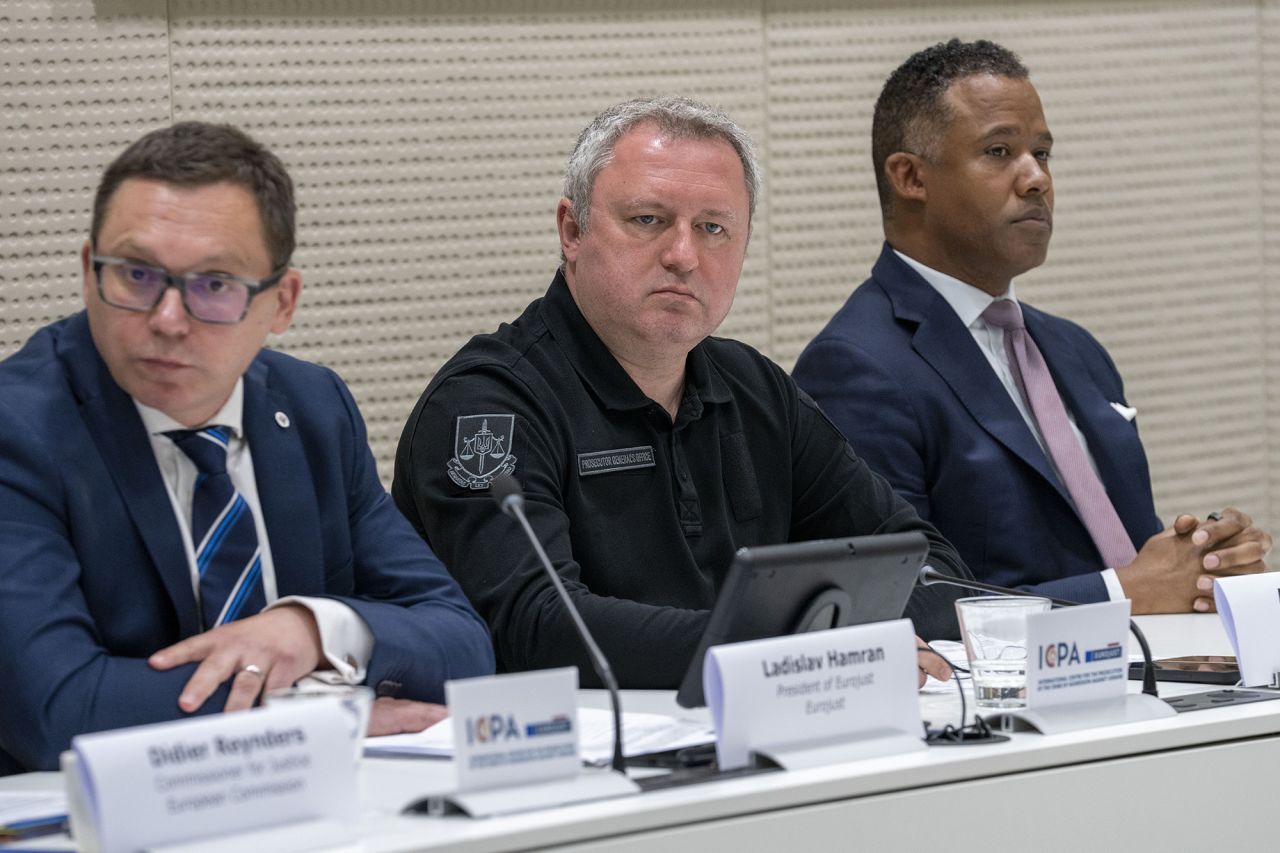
<box><xmin>795</xmin><ymin>335</ymin><xmax>1116</xmax><ymax>604</ymax></box>
<box><xmin>0</xmin><ymin>407</ymin><xmax>232</xmax><ymax>772</ymax></box>
<box><xmin>1024</xmin><ymin>570</ymin><xmax>1110</xmax><ymax>603</ymax></box>
<box><xmin>393</xmin><ymin>369</ymin><xmax>707</xmax><ymax>689</ymax></box>
<box><xmin>793</xmin><ymin>337</ymin><xmax>932</xmax><ymax>519</ymax></box>
<box><xmin>318</xmin><ymin>370</ymin><xmax>495</xmax><ymax>701</ymax></box>
<box><xmin>786</xmin><ymin>373</ymin><xmax>972</xmax><ymax>641</ymax></box>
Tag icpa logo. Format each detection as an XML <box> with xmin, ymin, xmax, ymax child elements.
<box><xmin>1040</xmin><ymin>641</ymin><xmax>1125</xmax><ymax>668</ymax></box>
<box><xmin>464</xmin><ymin>713</ymin><xmax>521</xmax><ymax>745</ymax></box>
<box><xmin>1039</xmin><ymin>642</ymin><xmax>1081</xmax><ymax>669</ymax></box>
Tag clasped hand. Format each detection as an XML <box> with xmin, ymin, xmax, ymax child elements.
<box><xmin>1118</xmin><ymin>508</ymin><xmax>1271</xmax><ymax>614</ymax></box>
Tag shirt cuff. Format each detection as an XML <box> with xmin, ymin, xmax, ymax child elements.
<box><xmin>268</xmin><ymin>595</ymin><xmax>374</xmax><ymax>684</ymax></box>
<box><xmin>1100</xmin><ymin>568</ymin><xmax>1127</xmax><ymax>602</ymax></box>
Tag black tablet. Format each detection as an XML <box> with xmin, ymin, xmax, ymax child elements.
<box><xmin>675</xmin><ymin>531</ymin><xmax>929</xmax><ymax>708</ymax></box>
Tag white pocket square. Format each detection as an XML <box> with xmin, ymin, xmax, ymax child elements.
<box><xmin>1110</xmin><ymin>401</ymin><xmax>1137</xmax><ymax>422</ymax></box>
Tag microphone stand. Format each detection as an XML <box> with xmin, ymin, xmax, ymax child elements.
<box><xmin>492</xmin><ymin>475</ymin><xmax>628</xmax><ymax>775</ymax></box>
<box><xmin>918</xmin><ymin>568</ymin><xmax>1159</xmax><ymax>698</ymax></box>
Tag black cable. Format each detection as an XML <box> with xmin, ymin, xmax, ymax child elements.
<box><xmin>918</xmin><ymin>644</ymin><xmax>1014</xmax><ymax>745</ymax></box>
<box><xmin>918</xmin><ymin>645</ymin><xmax>967</xmax><ymax>743</ymax></box>
<box><xmin>919</xmin><ymin>646</ymin><xmax>1009</xmax><ymax>745</ymax></box>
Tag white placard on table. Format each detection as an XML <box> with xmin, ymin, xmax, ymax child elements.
<box><xmin>68</xmin><ymin>699</ymin><xmax>356</xmax><ymax>853</ymax></box>
<box><xmin>446</xmin><ymin>667</ymin><xmax>581</xmax><ymax>793</ymax></box>
<box><xmin>1215</xmin><ymin>572</ymin><xmax>1280</xmax><ymax>687</ymax></box>
<box><xmin>1025</xmin><ymin>600</ymin><xmax>1131</xmax><ymax>709</ymax></box>
<box><xmin>704</xmin><ymin>619</ymin><xmax>923</xmax><ymax>771</ymax></box>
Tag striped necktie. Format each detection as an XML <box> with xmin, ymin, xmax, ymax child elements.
<box><xmin>166</xmin><ymin>427</ymin><xmax>266</xmax><ymax>630</ymax></box>
<box><xmin>982</xmin><ymin>300</ymin><xmax>1138</xmax><ymax>569</ymax></box>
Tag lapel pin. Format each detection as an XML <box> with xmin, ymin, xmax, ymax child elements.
<box><xmin>275</xmin><ymin>411</ymin><xmax>291</xmax><ymax>428</ymax></box>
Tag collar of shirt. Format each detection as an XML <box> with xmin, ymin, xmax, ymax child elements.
<box><xmin>134</xmin><ymin>378</ymin><xmax>245</xmax><ymax>439</ymax></box>
<box><xmin>133</xmin><ymin>377</ymin><xmax>280</xmax><ymax>603</ymax></box>
<box><xmin>131</xmin><ymin>382</ymin><xmax>372</xmax><ymax>666</ymax></box>
<box><xmin>135</xmin><ymin>378</ymin><xmax>248</xmax><ymax>517</ymax></box>
<box><xmin>892</xmin><ymin>248</ymin><xmax>1041</xmax><ymax>442</ymax></box>
<box><xmin>892</xmin><ymin>251</ymin><xmax>1116</xmax><ymax>586</ymax></box>
<box><xmin>540</xmin><ymin>270</ymin><xmax>731</xmax><ymax>416</ymax></box>
<box><xmin>892</xmin><ymin>249</ymin><xmax>1020</xmax><ymax>326</ymax></box>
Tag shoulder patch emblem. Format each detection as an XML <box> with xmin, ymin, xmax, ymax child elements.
<box><xmin>448</xmin><ymin>414</ymin><xmax>517</xmax><ymax>489</ymax></box>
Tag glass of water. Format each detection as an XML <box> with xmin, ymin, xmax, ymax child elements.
<box><xmin>264</xmin><ymin>684</ymin><xmax>374</xmax><ymax>763</ymax></box>
<box><xmin>955</xmin><ymin>596</ymin><xmax>1052</xmax><ymax>708</ymax></box>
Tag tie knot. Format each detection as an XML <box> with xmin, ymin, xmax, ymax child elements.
<box><xmin>166</xmin><ymin>427</ymin><xmax>233</xmax><ymax>475</ymax></box>
<box><xmin>982</xmin><ymin>298</ymin><xmax>1025</xmax><ymax>331</ymax></box>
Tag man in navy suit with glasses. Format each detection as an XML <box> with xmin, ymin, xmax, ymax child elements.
<box><xmin>0</xmin><ymin>122</ymin><xmax>493</xmax><ymax>773</ymax></box>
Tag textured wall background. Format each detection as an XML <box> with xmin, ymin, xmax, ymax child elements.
<box><xmin>2</xmin><ymin>0</ymin><xmax>1273</xmax><ymax>536</ymax></box>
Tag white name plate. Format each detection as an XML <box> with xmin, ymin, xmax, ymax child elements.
<box><xmin>68</xmin><ymin>700</ymin><xmax>356</xmax><ymax>853</ymax></box>
<box><xmin>704</xmin><ymin>619</ymin><xmax>923</xmax><ymax>771</ymax></box>
<box><xmin>1026</xmin><ymin>600</ymin><xmax>1130</xmax><ymax>708</ymax></box>
<box><xmin>447</xmin><ymin>667</ymin><xmax>580</xmax><ymax>793</ymax></box>
<box><xmin>1215</xmin><ymin>572</ymin><xmax>1280</xmax><ymax>686</ymax></box>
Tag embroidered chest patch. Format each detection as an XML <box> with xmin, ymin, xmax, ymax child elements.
<box><xmin>577</xmin><ymin>446</ymin><xmax>656</xmax><ymax>477</ymax></box>
<box><xmin>448</xmin><ymin>414</ymin><xmax>517</xmax><ymax>489</ymax></box>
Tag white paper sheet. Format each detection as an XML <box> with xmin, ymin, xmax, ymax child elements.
<box><xmin>0</xmin><ymin>790</ymin><xmax>68</xmax><ymax>826</ymax></box>
<box><xmin>916</xmin><ymin>637</ymin><xmax>1148</xmax><ymax>697</ymax></box>
<box><xmin>919</xmin><ymin>640</ymin><xmax>970</xmax><ymax>694</ymax></box>
<box><xmin>1215</xmin><ymin>573</ymin><xmax>1280</xmax><ymax>687</ymax></box>
<box><xmin>364</xmin><ymin>707</ymin><xmax>714</xmax><ymax>766</ymax></box>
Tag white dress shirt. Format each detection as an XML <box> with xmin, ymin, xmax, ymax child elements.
<box><xmin>136</xmin><ymin>379</ymin><xmax>374</xmax><ymax>682</ymax></box>
<box><xmin>894</xmin><ymin>250</ymin><xmax>1127</xmax><ymax>600</ymax></box>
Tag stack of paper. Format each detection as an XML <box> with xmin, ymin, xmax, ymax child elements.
<box><xmin>0</xmin><ymin>790</ymin><xmax>68</xmax><ymax>843</ymax></box>
<box><xmin>364</xmin><ymin>707</ymin><xmax>714</xmax><ymax>766</ymax></box>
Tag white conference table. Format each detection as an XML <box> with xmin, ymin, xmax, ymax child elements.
<box><xmin>6</xmin><ymin>614</ymin><xmax>1278</xmax><ymax>852</ymax></box>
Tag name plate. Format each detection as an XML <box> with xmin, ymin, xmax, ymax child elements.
<box><xmin>1025</xmin><ymin>600</ymin><xmax>1130</xmax><ymax>708</ymax></box>
<box><xmin>704</xmin><ymin>619</ymin><xmax>923</xmax><ymax>770</ymax></box>
<box><xmin>447</xmin><ymin>667</ymin><xmax>580</xmax><ymax>793</ymax></box>
<box><xmin>1215</xmin><ymin>572</ymin><xmax>1280</xmax><ymax>686</ymax></box>
<box><xmin>68</xmin><ymin>700</ymin><xmax>356</xmax><ymax>853</ymax></box>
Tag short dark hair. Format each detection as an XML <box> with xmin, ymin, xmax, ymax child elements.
<box><xmin>872</xmin><ymin>39</ymin><xmax>1028</xmax><ymax>214</ymax></box>
<box><xmin>91</xmin><ymin>122</ymin><xmax>296</xmax><ymax>269</ymax></box>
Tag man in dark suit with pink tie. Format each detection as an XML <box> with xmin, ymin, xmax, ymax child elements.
<box><xmin>794</xmin><ymin>39</ymin><xmax>1270</xmax><ymax>611</ymax></box>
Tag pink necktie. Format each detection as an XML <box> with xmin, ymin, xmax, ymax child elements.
<box><xmin>982</xmin><ymin>299</ymin><xmax>1137</xmax><ymax>568</ymax></box>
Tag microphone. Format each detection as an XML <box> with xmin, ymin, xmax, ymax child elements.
<box><xmin>489</xmin><ymin>472</ymin><xmax>524</xmax><ymax>518</ymax></box>
<box><xmin>490</xmin><ymin>474</ymin><xmax>627</xmax><ymax>775</ymax></box>
<box><xmin>917</xmin><ymin>566</ymin><xmax>1159</xmax><ymax>698</ymax></box>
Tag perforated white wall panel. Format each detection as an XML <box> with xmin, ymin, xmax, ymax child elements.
<box><xmin>0</xmin><ymin>0</ymin><xmax>1274</xmax><ymax>537</ymax></box>
<box><xmin>165</xmin><ymin>0</ymin><xmax>767</xmax><ymax>482</ymax></box>
<box><xmin>1265</xmin><ymin>0</ymin><xmax>1280</xmax><ymax>535</ymax></box>
<box><xmin>765</xmin><ymin>0</ymin><xmax>1269</xmax><ymax>530</ymax></box>
<box><xmin>1</xmin><ymin>0</ymin><xmax>170</xmax><ymax>352</ymax></box>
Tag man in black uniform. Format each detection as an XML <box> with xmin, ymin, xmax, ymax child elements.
<box><xmin>394</xmin><ymin>97</ymin><xmax>971</xmax><ymax>688</ymax></box>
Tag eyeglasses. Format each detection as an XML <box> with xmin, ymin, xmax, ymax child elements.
<box><xmin>90</xmin><ymin>254</ymin><xmax>287</xmax><ymax>324</ymax></box>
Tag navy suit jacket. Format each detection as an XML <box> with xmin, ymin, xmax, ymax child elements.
<box><xmin>0</xmin><ymin>312</ymin><xmax>494</xmax><ymax>773</ymax></box>
<box><xmin>793</xmin><ymin>244</ymin><xmax>1162</xmax><ymax>604</ymax></box>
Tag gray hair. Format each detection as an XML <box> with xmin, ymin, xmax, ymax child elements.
<box><xmin>563</xmin><ymin>96</ymin><xmax>760</xmax><ymax>232</ymax></box>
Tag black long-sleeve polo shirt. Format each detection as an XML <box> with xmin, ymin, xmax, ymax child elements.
<box><xmin>393</xmin><ymin>272</ymin><xmax>972</xmax><ymax>688</ymax></box>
